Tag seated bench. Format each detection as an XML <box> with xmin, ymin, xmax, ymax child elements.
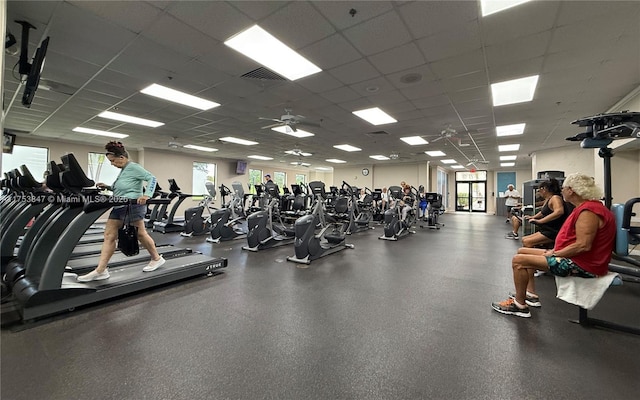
<box><xmin>557</xmin><ymin>265</ymin><xmax>639</xmax><ymax>335</ymax></box>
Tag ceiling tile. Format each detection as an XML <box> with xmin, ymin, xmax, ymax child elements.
<box><xmin>260</xmin><ymin>1</ymin><xmax>336</xmax><ymax>49</ymax></box>
<box><xmin>327</xmin><ymin>58</ymin><xmax>380</xmax><ymax>85</ymax></box>
<box><xmin>399</xmin><ymin>0</ymin><xmax>478</xmax><ymax>39</ymax></box>
<box><xmin>69</xmin><ymin>0</ymin><xmax>163</xmax><ymax>33</ymax></box>
<box><xmin>416</xmin><ymin>21</ymin><xmax>482</xmax><ymax>63</ymax></box>
<box><xmin>142</xmin><ymin>13</ymin><xmax>218</xmax><ymax>58</ymax></box>
<box><xmin>481</xmin><ymin>1</ymin><xmax>560</xmax><ymax>46</ymax></box>
<box><xmin>342</xmin><ymin>10</ymin><xmax>412</xmax><ymax>56</ymax></box>
<box><xmin>368</xmin><ymin>42</ymin><xmax>425</xmax><ymax>75</ymax></box>
<box><xmin>167</xmin><ymin>1</ymin><xmax>253</xmax><ymax>42</ymax></box>
<box><xmin>301</xmin><ymin>34</ymin><xmax>361</xmax><ymax>70</ymax></box>
<box><xmin>314</xmin><ymin>1</ymin><xmax>394</xmax><ymax>30</ymax></box>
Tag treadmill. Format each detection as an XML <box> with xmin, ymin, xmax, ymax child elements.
<box><xmin>152</xmin><ymin>179</ymin><xmax>192</xmax><ymax>233</ymax></box>
<box><xmin>10</xmin><ymin>154</ymin><xmax>227</xmax><ymax>321</ymax></box>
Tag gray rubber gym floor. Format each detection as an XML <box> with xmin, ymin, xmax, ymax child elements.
<box><xmin>2</xmin><ymin>213</ymin><xmax>639</xmax><ymax>399</ymax></box>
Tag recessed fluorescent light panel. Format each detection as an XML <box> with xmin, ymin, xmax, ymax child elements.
<box><xmin>140</xmin><ymin>84</ymin><xmax>220</xmax><ymax>110</ymax></box>
<box><xmin>352</xmin><ymin>107</ymin><xmax>397</xmax><ymax>125</ymax></box>
<box><xmin>183</xmin><ymin>145</ymin><xmax>218</xmax><ymax>152</ymax></box>
<box><xmin>315</xmin><ymin>167</ymin><xmax>332</xmax><ymax>171</ymax></box>
<box><xmin>496</xmin><ymin>123</ymin><xmax>526</xmax><ymax>137</ymax></box>
<box><xmin>271</xmin><ymin>126</ymin><xmax>315</xmax><ymax>138</ymax></box>
<box><xmin>72</xmin><ymin>127</ymin><xmax>129</xmax><ymax>139</ymax></box>
<box><xmin>491</xmin><ymin>75</ymin><xmax>539</xmax><ymax>106</ymax></box>
<box><xmin>285</xmin><ymin>150</ymin><xmax>312</xmax><ymax>157</ymax></box>
<box><xmin>248</xmin><ymin>155</ymin><xmax>273</xmax><ymax>160</ymax></box>
<box><xmin>219</xmin><ymin>137</ymin><xmax>258</xmax><ymax>146</ymax></box>
<box><xmin>425</xmin><ymin>151</ymin><xmax>446</xmax><ymax>157</ymax></box>
<box><xmin>500</xmin><ymin>155</ymin><xmax>517</xmax><ymax>161</ymax></box>
<box><xmin>224</xmin><ymin>25</ymin><xmax>321</xmax><ymax>81</ymax></box>
<box><xmin>401</xmin><ymin>136</ymin><xmax>428</xmax><ymax>145</ymax></box>
<box><xmin>498</xmin><ymin>144</ymin><xmax>521</xmax><ymax>152</ymax></box>
<box><xmin>370</xmin><ymin>155</ymin><xmax>390</xmax><ymax>160</ymax></box>
<box><xmin>481</xmin><ymin>0</ymin><xmax>532</xmax><ymax>17</ymax></box>
<box><xmin>451</xmin><ymin>165</ymin><xmax>464</xmax><ymax>169</ymax></box>
<box><xmin>98</xmin><ymin>111</ymin><xmax>164</xmax><ymax>127</ymax></box>
<box><xmin>334</xmin><ymin>144</ymin><xmax>361</xmax><ymax>152</ymax></box>
<box><xmin>441</xmin><ymin>159</ymin><xmax>457</xmax><ymax>164</ymax></box>
<box><xmin>501</xmin><ymin>162</ymin><xmax>516</xmax><ymax>167</ymax></box>
<box><xmin>326</xmin><ymin>159</ymin><xmax>347</xmax><ymax>164</ymax></box>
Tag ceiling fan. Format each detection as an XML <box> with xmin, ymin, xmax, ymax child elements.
<box><xmin>466</xmin><ymin>157</ymin><xmax>490</xmax><ymax>167</ymax></box>
<box><xmin>259</xmin><ymin>109</ymin><xmax>318</xmax><ymax>132</ymax></box>
<box><xmin>167</xmin><ymin>137</ymin><xmax>183</xmax><ymax>149</ymax></box>
<box><xmin>290</xmin><ymin>160</ymin><xmax>312</xmax><ymax>167</ymax></box>
<box><xmin>285</xmin><ymin>148</ymin><xmax>312</xmax><ymax>157</ymax></box>
<box><xmin>430</xmin><ymin>126</ymin><xmax>458</xmax><ymax>142</ymax></box>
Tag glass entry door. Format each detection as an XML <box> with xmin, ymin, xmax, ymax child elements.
<box><xmin>456</xmin><ymin>182</ymin><xmax>470</xmax><ymax>211</ymax></box>
<box><xmin>471</xmin><ymin>182</ymin><xmax>486</xmax><ymax>212</ymax></box>
<box><xmin>456</xmin><ymin>182</ymin><xmax>487</xmax><ymax>212</ymax></box>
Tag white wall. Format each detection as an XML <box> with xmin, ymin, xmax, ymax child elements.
<box><xmin>610</xmin><ymin>149</ymin><xmax>640</xmax><ymax>205</ymax></box>
<box><xmin>333</xmin><ymin>162</ymin><xmax>430</xmax><ymax>192</ymax></box>
<box><xmin>531</xmin><ymin>144</ymin><xmax>596</xmax><ymax>179</ymax></box>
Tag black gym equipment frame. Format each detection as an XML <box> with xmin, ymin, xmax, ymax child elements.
<box><xmin>10</xmin><ymin>154</ymin><xmax>227</xmax><ymax>322</ymax></box>
<box><xmin>12</xmin><ymin>196</ymin><xmax>227</xmax><ymax>321</ymax></box>
<box><xmin>566</xmin><ymin>111</ymin><xmax>640</xmax><ymax>335</ymax></box>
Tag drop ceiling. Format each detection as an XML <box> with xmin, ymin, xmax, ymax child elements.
<box><xmin>3</xmin><ymin>1</ymin><xmax>639</xmax><ymax>171</ymax></box>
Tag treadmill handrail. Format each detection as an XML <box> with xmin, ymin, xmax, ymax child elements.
<box><xmin>84</xmin><ymin>197</ymin><xmax>172</xmax><ymax>213</ymax></box>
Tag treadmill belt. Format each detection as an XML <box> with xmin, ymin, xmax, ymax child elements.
<box><xmin>66</xmin><ymin>245</ymin><xmax>191</xmax><ymax>273</ymax></box>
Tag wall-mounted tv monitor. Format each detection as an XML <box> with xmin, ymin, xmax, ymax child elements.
<box><xmin>3</xmin><ymin>132</ymin><xmax>17</xmax><ymax>154</ymax></box>
<box><xmin>236</xmin><ymin>160</ymin><xmax>247</xmax><ymax>175</ymax></box>
<box><xmin>22</xmin><ymin>36</ymin><xmax>50</xmax><ymax>108</ymax></box>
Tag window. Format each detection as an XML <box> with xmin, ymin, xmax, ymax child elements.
<box><xmin>295</xmin><ymin>173</ymin><xmax>306</xmax><ymax>186</ymax></box>
<box><xmin>87</xmin><ymin>152</ymin><xmax>120</xmax><ymax>187</ymax></box>
<box><xmin>248</xmin><ymin>168</ymin><xmax>262</xmax><ymax>194</ymax></box>
<box><xmin>437</xmin><ymin>167</ymin><xmax>448</xmax><ymax>209</ymax></box>
<box><xmin>192</xmin><ymin>162</ymin><xmax>216</xmax><ymax>200</ymax></box>
<box><xmin>273</xmin><ymin>171</ymin><xmax>286</xmax><ymax>193</ymax></box>
<box><xmin>2</xmin><ymin>145</ymin><xmax>49</xmax><ymax>179</ymax></box>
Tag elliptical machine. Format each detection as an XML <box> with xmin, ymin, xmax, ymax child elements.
<box><xmin>181</xmin><ymin>182</ymin><xmax>217</xmax><ymax>237</ymax></box>
<box><xmin>344</xmin><ymin>183</ymin><xmax>374</xmax><ymax>234</ymax></box>
<box><xmin>207</xmin><ymin>182</ymin><xmax>247</xmax><ymax>243</ymax></box>
<box><xmin>287</xmin><ymin>181</ymin><xmax>354</xmax><ymax>265</ymax></box>
<box><xmin>379</xmin><ymin>185</ymin><xmax>417</xmax><ymax>241</ymax></box>
<box><xmin>242</xmin><ymin>181</ymin><xmax>295</xmax><ymax>251</ymax></box>
<box><xmin>419</xmin><ymin>192</ymin><xmax>445</xmax><ymax>230</ymax></box>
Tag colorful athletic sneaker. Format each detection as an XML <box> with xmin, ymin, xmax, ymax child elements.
<box><xmin>491</xmin><ymin>298</ymin><xmax>531</xmax><ymax>318</ymax></box>
<box><xmin>508</xmin><ymin>291</ymin><xmax>541</xmax><ymax>307</ymax></box>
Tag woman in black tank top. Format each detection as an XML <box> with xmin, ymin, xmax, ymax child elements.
<box><xmin>523</xmin><ymin>179</ymin><xmax>573</xmax><ymax>248</ymax></box>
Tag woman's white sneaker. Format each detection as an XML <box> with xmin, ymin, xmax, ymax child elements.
<box><xmin>143</xmin><ymin>256</ymin><xmax>165</xmax><ymax>272</ymax></box>
<box><xmin>77</xmin><ymin>269</ymin><xmax>110</xmax><ymax>282</ymax></box>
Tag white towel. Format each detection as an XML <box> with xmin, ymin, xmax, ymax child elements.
<box><xmin>555</xmin><ymin>272</ymin><xmax>619</xmax><ymax>310</ymax></box>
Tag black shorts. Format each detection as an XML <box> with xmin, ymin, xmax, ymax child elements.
<box><xmin>539</xmin><ymin>227</ymin><xmax>560</xmax><ymax>241</ymax></box>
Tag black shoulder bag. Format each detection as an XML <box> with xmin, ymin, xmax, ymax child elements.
<box><xmin>117</xmin><ymin>205</ymin><xmax>140</xmax><ymax>256</ymax></box>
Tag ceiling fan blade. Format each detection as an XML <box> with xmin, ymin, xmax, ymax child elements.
<box><xmin>432</xmin><ymin>136</ymin><xmax>444</xmax><ymax>142</ymax></box>
<box><xmin>261</xmin><ymin>123</ymin><xmax>283</xmax><ymax>129</ymax></box>
<box><xmin>298</xmin><ymin>121</ymin><xmax>321</xmax><ymax>128</ymax></box>
<box><xmin>259</xmin><ymin>117</ymin><xmax>283</xmax><ymax>123</ymax></box>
